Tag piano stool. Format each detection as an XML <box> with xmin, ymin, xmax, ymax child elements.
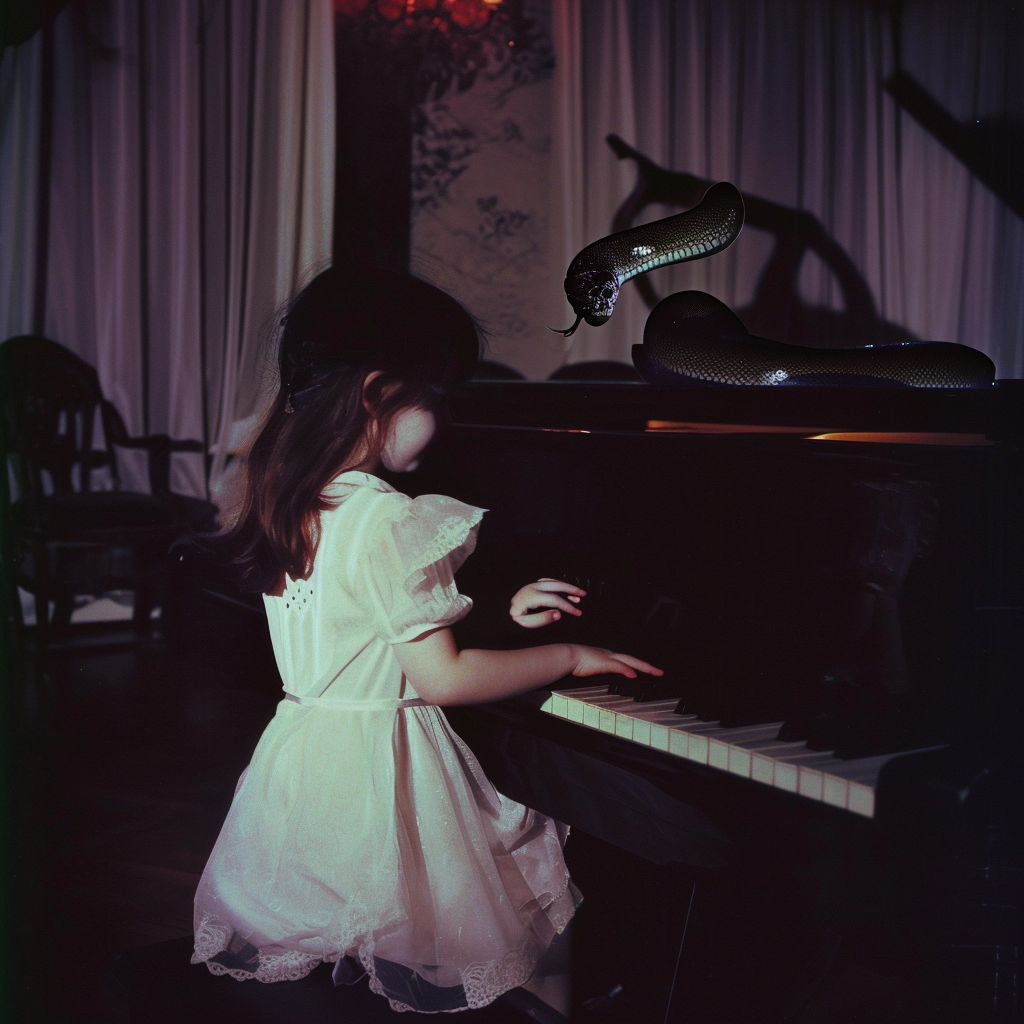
<box><xmin>105</xmin><ymin>935</ymin><xmax>535</xmax><ymax>1023</ymax></box>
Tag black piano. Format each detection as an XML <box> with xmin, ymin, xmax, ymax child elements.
<box><xmin>400</xmin><ymin>379</ymin><xmax>1024</xmax><ymax>1023</ymax></box>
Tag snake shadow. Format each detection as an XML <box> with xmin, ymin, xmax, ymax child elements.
<box><xmin>606</xmin><ymin>134</ymin><xmax>918</xmax><ymax>350</ymax></box>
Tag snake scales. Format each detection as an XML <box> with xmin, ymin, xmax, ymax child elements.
<box><xmin>558</xmin><ymin>182</ymin><xmax>995</xmax><ymax>388</ymax></box>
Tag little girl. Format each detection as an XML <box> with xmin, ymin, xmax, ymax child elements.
<box><xmin>191</xmin><ymin>265</ymin><xmax>661</xmax><ymax>1015</ymax></box>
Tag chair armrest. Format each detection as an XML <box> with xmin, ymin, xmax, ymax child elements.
<box><xmin>101</xmin><ymin>400</ymin><xmax>207</xmax><ymax>495</ymax></box>
<box><xmin>113</xmin><ymin>434</ymin><xmax>207</xmax><ymax>497</ymax></box>
<box><xmin>115</xmin><ymin>435</ymin><xmax>205</xmax><ymax>453</ymax></box>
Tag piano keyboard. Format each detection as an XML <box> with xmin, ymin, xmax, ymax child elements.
<box><xmin>539</xmin><ymin>685</ymin><xmax>940</xmax><ymax>818</ymax></box>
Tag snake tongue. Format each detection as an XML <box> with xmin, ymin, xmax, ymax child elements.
<box><xmin>549</xmin><ymin>314</ymin><xmax>584</xmax><ymax>337</ymax></box>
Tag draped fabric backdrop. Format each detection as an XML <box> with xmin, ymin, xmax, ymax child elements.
<box><xmin>542</xmin><ymin>0</ymin><xmax>1023</xmax><ymax>379</ymax></box>
<box><xmin>0</xmin><ymin>0</ymin><xmax>335</xmax><ymax>500</ymax></box>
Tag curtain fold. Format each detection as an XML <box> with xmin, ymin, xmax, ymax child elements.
<box><xmin>1</xmin><ymin>0</ymin><xmax>335</xmax><ymax>500</ymax></box>
<box><xmin>0</xmin><ymin>31</ymin><xmax>43</xmax><ymax>340</ymax></box>
<box><xmin>550</xmin><ymin>0</ymin><xmax>1021</xmax><ymax>378</ymax></box>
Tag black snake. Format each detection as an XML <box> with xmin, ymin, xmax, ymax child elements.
<box><xmin>558</xmin><ymin>182</ymin><xmax>995</xmax><ymax>388</ymax></box>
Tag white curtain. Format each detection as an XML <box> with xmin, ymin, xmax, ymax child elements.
<box><xmin>0</xmin><ymin>31</ymin><xmax>43</xmax><ymax>340</ymax></box>
<box><xmin>0</xmin><ymin>0</ymin><xmax>335</xmax><ymax>500</ymax></box>
<box><xmin>546</xmin><ymin>0</ymin><xmax>1022</xmax><ymax>378</ymax></box>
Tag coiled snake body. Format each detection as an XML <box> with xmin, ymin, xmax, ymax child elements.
<box><xmin>635</xmin><ymin>291</ymin><xmax>996</xmax><ymax>389</ymax></box>
<box><xmin>559</xmin><ymin>182</ymin><xmax>995</xmax><ymax>388</ymax></box>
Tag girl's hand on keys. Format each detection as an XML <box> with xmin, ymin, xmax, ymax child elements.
<box><xmin>509</xmin><ymin>578</ymin><xmax>586</xmax><ymax>628</ymax></box>
<box><xmin>570</xmin><ymin>646</ymin><xmax>663</xmax><ymax>679</ymax></box>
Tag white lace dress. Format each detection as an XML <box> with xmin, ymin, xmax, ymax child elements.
<box><xmin>192</xmin><ymin>470</ymin><xmax>578</xmax><ymax>1013</ymax></box>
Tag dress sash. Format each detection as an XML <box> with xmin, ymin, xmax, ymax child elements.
<box><xmin>284</xmin><ymin>692</ymin><xmax>429</xmax><ymax>711</ymax></box>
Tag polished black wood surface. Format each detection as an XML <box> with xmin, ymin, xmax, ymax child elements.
<box><xmin>447</xmin><ymin>378</ymin><xmax>1024</xmax><ymax>435</ymax></box>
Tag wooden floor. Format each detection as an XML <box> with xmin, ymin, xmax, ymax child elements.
<box><xmin>8</xmin><ymin>625</ymin><xmax>262</xmax><ymax>1021</ymax></box>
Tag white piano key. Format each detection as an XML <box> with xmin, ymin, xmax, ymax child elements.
<box><xmin>751</xmin><ymin>751</ymin><xmax>778</xmax><ymax>787</ymax></box>
<box><xmin>746</xmin><ymin>740</ymin><xmax>822</xmax><ymax>792</ymax></box>
<box><xmin>729</xmin><ymin>746</ymin><xmax>752</xmax><ymax>777</ymax></box>
<box><xmin>708</xmin><ymin>738</ymin><xmax>730</xmax><ymax>771</ymax></box>
<box><xmin>631</xmin><ymin>716</ymin><xmax>651</xmax><ymax>745</ymax></box>
<box><xmin>742</xmin><ymin>738</ymin><xmax>809</xmax><ymax>790</ymax></box>
<box><xmin>554</xmin><ymin>685</ymin><xmax>605</xmax><ymax>704</ymax></box>
<box><xmin>775</xmin><ymin>758</ymin><xmax>799</xmax><ymax>792</ymax></box>
<box><xmin>668</xmin><ymin>729</ymin><xmax>689</xmax><ymax>758</ymax></box>
<box><xmin>775</xmin><ymin>747</ymin><xmax>840</xmax><ymax>794</ymax></box>
<box><xmin>686</xmin><ymin>730</ymin><xmax>709</xmax><ymax>764</ymax></box>
<box><xmin>627</xmin><ymin>707</ymin><xmax>693</xmax><ymax>757</ymax></box>
<box><xmin>651</xmin><ymin>721</ymin><xmax>671</xmax><ymax>751</ymax></box>
<box><xmin>797</xmin><ymin>754</ymin><xmax>842</xmax><ymax>801</ymax></box>
<box><xmin>822</xmin><ymin>773</ymin><xmax>850</xmax><ymax>809</ymax></box>
<box><xmin>849</xmin><ymin>782</ymin><xmax>875</xmax><ymax>818</ymax></box>
<box><xmin>705</xmin><ymin>724</ymin><xmax>784</xmax><ymax>777</ymax></box>
<box><xmin>671</xmin><ymin>720</ymin><xmax>725</xmax><ymax>765</ymax></box>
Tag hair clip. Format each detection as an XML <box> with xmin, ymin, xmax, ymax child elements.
<box><xmin>285</xmin><ymin>382</ymin><xmax>324</xmax><ymax>413</ymax></box>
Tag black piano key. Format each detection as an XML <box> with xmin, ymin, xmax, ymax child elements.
<box><xmin>673</xmin><ymin>693</ymin><xmax>702</xmax><ymax>715</ymax></box>
<box><xmin>628</xmin><ymin>678</ymin><xmax>690</xmax><ymax>702</ymax></box>
<box><xmin>803</xmin><ymin>714</ymin><xmax>842</xmax><ymax>751</ymax></box>
<box><xmin>778</xmin><ymin>716</ymin><xmax>812</xmax><ymax>742</ymax></box>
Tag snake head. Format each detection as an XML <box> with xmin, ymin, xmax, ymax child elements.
<box><xmin>565</xmin><ymin>269</ymin><xmax>620</xmax><ymax>328</ymax></box>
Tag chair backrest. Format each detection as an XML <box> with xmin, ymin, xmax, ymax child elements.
<box><xmin>547</xmin><ymin>360</ymin><xmax>643</xmax><ymax>382</ymax></box>
<box><xmin>0</xmin><ymin>335</ymin><xmax>121</xmax><ymax>503</ymax></box>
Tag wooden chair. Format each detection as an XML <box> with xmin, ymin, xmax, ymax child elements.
<box><xmin>0</xmin><ymin>336</ymin><xmax>218</xmax><ymax>658</ymax></box>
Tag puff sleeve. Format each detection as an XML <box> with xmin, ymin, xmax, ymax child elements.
<box><xmin>361</xmin><ymin>493</ymin><xmax>486</xmax><ymax>644</ymax></box>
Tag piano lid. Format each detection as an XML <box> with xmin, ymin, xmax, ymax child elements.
<box><xmin>448</xmin><ymin>379</ymin><xmax>1024</xmax><ymax>439</ymax></box>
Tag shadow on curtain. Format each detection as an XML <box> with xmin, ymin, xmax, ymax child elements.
<box><xmin>544</xmin><ymin>0</ymin><xmax>1022</xmax><ymax>379</ymax></box>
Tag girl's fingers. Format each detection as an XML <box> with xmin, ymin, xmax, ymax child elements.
<box><xmin>512</xmin><ymin>609</ymin><xmax>562</xmax><ymax>628</ymax></box>
<box><xmin>511</xmin><ymin>593</ymin><xmax>583</xmax><ymax>617</ymax></box>
<box><xmin>534</xmin><ymin>579</ymin><xmax>586</xmax><ymax>597</ymax></box>
<box><xmin>611</xmin><ymin>654</ymin><xmax>663</xmax><ymax>676</ymax></box>
<box><xmin>606</xmin><ymin>662</ymin><xmax>638</xmax><ymax>678</ymax></box>
<box><xmin>533</xmin><ymin>595</ymin><xmax>582</xmax><ymax>615</ymax></box>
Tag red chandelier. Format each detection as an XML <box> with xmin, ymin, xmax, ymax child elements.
<box><xmin>335</xmin><ymin>0</ymin><xmax>503</xmax><ymax>34</ymax></box>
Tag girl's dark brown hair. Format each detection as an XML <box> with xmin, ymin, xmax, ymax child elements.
<box><xmin>226</xmin><ymin>263</ymin><xmax>480</xmax><ymax>593</ymax></box>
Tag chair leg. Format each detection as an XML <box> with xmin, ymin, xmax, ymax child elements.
<box><xmin>52</xmin><ymin>596</ymin><xmax>74</xmax><ymax>629</ymax></box>
<box><xmin>133</xmin><ymin>580</ymin><xmax>157</xmax><ymax>632</ymax></box>
<box><xmin>20</xmin><ymin>591</ymin><xmax>54</xmax><ymax>718</ymax></box>
<box><xmin>6</xmin><ymin>576</ymin><xmax>26</xmax><ymax>657</ymax></box>
<box><xmin>33</xmin><ymin>592</ymin><xmax>51</xmax><ymax>651</ymax></box>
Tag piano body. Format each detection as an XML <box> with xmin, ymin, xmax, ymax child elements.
<box><xmin>398</xmin><ymin>379</ymin><xmax>1024</xmax><ymax>1022</ymax></box>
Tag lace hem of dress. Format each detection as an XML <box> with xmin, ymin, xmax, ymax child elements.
<box><xmin>192</xmin><ymin>912</ymin><xmax>323</xmax><ymax>984</ymax></box>
<box><xmin>192</xmin><ymin>875</ymin><xmax>576</xmax><ymax>1013</ymax></box>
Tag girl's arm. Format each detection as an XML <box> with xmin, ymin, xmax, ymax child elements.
<box><xmin>394</xmin><ymin>628</ymin><xmax>661</xmax><ymax>707</ymax></box>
